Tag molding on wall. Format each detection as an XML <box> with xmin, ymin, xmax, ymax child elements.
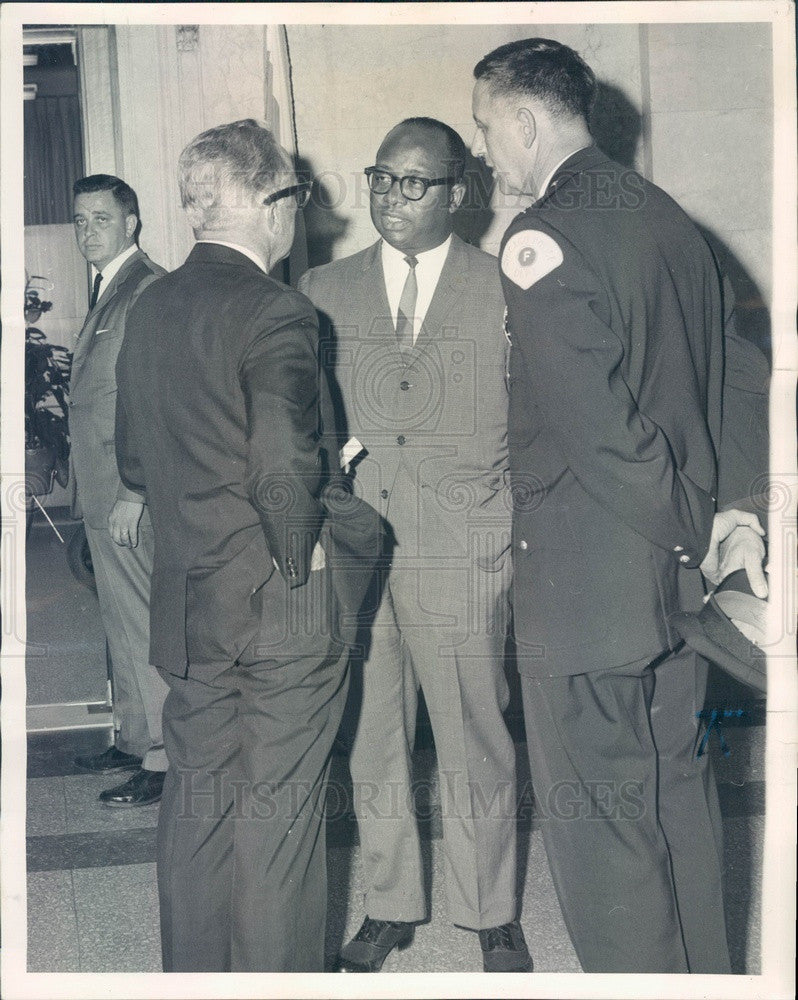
<box><xmin>176</xmin><ymin>25</ymin><xmax>199</xmax><ymax>53</ymax></box>
<box><xmin>637</xmin><ymin>24</ymin><xmax>654</xmax><ymax>182</ymax></box>
<box><xmin>77</xmin><ymin>26</ymin><xmax>120</xmax><ymax>178</ymax></box>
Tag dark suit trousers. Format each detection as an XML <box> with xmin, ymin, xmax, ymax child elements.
<box><xmin>156</xmin><ymin>568</ymin><xmax>348</xmax><ymax>972</ymax></box>
<box><xmin>520</xmin><ymin>646</ymin><xmax>731</xmax><ymax>973</ymax></box>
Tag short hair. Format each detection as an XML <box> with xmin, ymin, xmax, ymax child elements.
<box><xmin>178</xmin><ymin>119</ymin><xmax>288</xmax><ymax>233</ymax></box>
<box><xmin>474</xmin><ymin>38</ymin><xmax>597</xmax><ymax>121</ymax></box>
<box><xmin>391</xmin><ymin>117</ymin><xmax>467</xmax><ymax>181</ymax></box>
<box><xmin>73</xmin><ymin>174</ymin><xmax>140</xmax><ymax>221</ymax></box>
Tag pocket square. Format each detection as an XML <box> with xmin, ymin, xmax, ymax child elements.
<box><xmin>94</xmin><ymin>328</ymin><xmax>112</xmax><ymax>336</ymax></box>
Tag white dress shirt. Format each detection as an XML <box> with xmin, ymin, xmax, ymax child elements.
<box><xmin>92</xmin><ymin>243</ymin><xmax>138</xmax><ymax>303</ymax></box>
<box><xmin>381</xmin><ymin>235</ymin><xmax>451</xmax><ymax>345</ymax></box>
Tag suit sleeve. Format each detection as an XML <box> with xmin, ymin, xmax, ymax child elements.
<box><xmin>114</xmin><ymin>271</ymin><xmax>163</xmax><ymax>503</ymax></box>
<box><xmin>503</xmin><ymin>222</ymin><xmax>715</xmax><ymax>566</ymax></box>
<box><xmin>239</xmin><ymin>306</ymin><xmax>325</xmax><ymax>588</ymax></box>
<box><xmin>115</xmin><ymin>345</ymin><xmax>147</xmax><ymax>497</ymax></box>
<box><xmin>299</xmin><ymin>269</ymin><xmax>346</xmax><ymax>469</ymax></box>
<box><xmin>717</xmin><ymin>280</ymin><xmax>770</xmax><ymax>513</ymax></box>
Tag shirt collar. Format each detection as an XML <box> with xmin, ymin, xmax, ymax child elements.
<box><xmin>92</xmin><ymin>243</ymin><xmax>138</xmax><ymax>285</ymax></box>
<box><xmin>381</xmin><ymin>234</ymin><xmax>451</xmax><ymax>270</ymax></box>
<box><xmin>196</xmin><ymin>239</ymin><xmax>269</xmax><ymax>274</ymax></box>
<box><xmin>538</xmin><ymin>145</ymin><xmax>594</xmax><ymax>199</ymax></box>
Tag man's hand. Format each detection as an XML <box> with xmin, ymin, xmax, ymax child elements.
<box><xmin>700</xmin><ymin>509</ymin><xmax>767</xmax><ymax>598</ymax></box>
<box><xmin>108</xmin><ymin>499</ymin><xmax>145</xmax><ymax>548</ymax></box>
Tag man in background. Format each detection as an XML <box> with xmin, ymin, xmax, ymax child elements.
<box><xmin>70</xmin><ymin>174</ymin><xmax>168</xmax><ymax>807</ymax></box>
<box><xmin>471</xmin><ymin>37</ymin><xmax>766</xmax><ymax>973</ymax></box>
<box><xmin>115</xmin><ymin>119</ymin><xmax>371</xmax><ymax>971</ymax></box>
<box><xmin>301</xmin><ymin>118</ymin><xmax>530</xmax><ymax>973</ymax></box>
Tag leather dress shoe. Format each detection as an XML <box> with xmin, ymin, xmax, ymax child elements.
<box><xmin>337</xmin><ymin>916</ymin><xmax>414</xmax><ymax>972</ymax></box>
<box><xmin>478</xmin><ymin>919</ymin><xmax>533</xmax><ymax>972</ymax></box>
<box><xmin>75</xmin><ymin>746</ymin><xmax>142</xmax><ymax>773</ymax></box>
<box><xmin>99</xmin><ymin>768</ymin><xmax>165</xmax><ymax>807</ymax></box>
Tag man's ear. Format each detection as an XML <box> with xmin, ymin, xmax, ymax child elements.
<box><xmin>448</xmin><ymin>181</ymin><xmax>466</xmax><ymax>213</ymax></box>
<box><xmin>263</xmin><ymin>201</ymin><xmax>283</xmax><ymax>234</ymax></box>
<box><xmin>516</xmin><ymin>107</ymin><xmax>537</xmax><ymax>149</ymax></box>
<box><xmin>125</xmin><ymin>214</ymin><xmax>138</xmax><ymax>239</ymax></box>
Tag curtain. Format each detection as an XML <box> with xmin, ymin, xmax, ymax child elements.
<box><xmin>24</xmin><ymin>95</ymin><xmax>84</xmax><ymax>226</ymax></box>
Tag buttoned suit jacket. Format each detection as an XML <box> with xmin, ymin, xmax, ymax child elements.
<box><xmin>69</xmin><ymin>248</ymin><xmax>166</xmax><ymax>528</ymax></box>
<box><xmin>116</xmin><ymin>242</ymin><xmax>381</xmax><ymax>678</ymax></box>
<box><xmin>299</xmin><ymin>235</ymin><xmax>511</xmax><ymax>583</ymax></box>
<box><xmin>500</xmin><ymin>146</ymin><xmax>729</xmax><ymax>676</ymax></box>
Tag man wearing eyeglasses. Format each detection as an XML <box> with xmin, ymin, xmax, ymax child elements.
<box><xmin>300</xmin><ymin>118</ymin><xmax>530</xmax><ymax>973</ymax></box>
<box><xmin>114</xmin><ymin>119</ymin><xmax>377</xmax><ymax>971</ymax></box>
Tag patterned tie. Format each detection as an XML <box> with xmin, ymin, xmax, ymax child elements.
<box><xmin>89</xmin><ymin>272</ymin><xmax>103</xmax><ymax>311</ymax></box>
<box><xmin>395</xmin><ymin>255</ymin><xmax>418</xmax><ymax>353</ymax></box>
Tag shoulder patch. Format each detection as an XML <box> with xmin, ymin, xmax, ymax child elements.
<box><xmin>501</xmin><ymin>231</ymin><xmax>563</xmax><ymax>290</ymax></box>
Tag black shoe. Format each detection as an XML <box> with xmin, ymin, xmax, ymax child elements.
<box><xmin>337</xmin><ymin>917</ymin><xmax>415</xmax><ymax>972</ymax></box>
<box><xmin>478</xmin><ymin>919</ymin><xmax>533</xmax><ymax>972</ymax></box>
<box><xmin>75</xmin><ymin>746</ymin><xmax>143</xmax><ymax>773</ymax></box>
<box><xmin>99</xmin><ymin>768</ymin><xmax>165</xmax><ymax>807</ymax></box>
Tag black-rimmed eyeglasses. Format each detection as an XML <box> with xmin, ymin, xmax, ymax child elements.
<box><xmin>364</xmin><ymin>167</ymin><xmax>458</xmax><ymax>201</ymax></box>
<box><xmin>262</xmin><ymin>182</ymin><xmax>312</xmax><ymax>209</ymax></box>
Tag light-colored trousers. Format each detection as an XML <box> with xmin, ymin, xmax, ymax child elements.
<box><xmin>84</xmin><ymin>510</ymin><xmax>168</xmax><ymax>771</ymax></box>
<box><xmin>347</xmin><ymin>551</ymin><xmax>518</xmax><ymax>929</ymax></box>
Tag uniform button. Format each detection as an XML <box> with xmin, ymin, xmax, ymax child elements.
<box><xmin>679</xmin><ymin>554</ymin><xmax>690</xmax><ymax>564</ymax></box>
<box><xmin>400</xmin><ymin>380</ymin><xmax>410</xmax><ymax>391</ymax></box>
<box><xmin>673</xmin><ymin>545</ymin><xmax>684</xmax><ymax>553</ymax></box>
<box><xmin>397</xmin><ymin>435</ymin><xmax>406</xmax><ymax>445</ymax></box>
<box><xmin>380</xmin><ymin>489</ymin><xmax>389</xmax><ymax>499</ymax></box>
<box><xmin>519</xmin><ymin>539</ymin><xmax>528</xmax><ymax>550</ymax></box>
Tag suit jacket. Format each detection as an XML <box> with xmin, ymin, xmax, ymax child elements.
<box><xmin>115</xmin><ymin>242</ymin><xmax>380</xmax><ymax>676</ymax></box>
<box><xmin>69</xmin><ymin>249</ymin><xmax>165</xmax><ymax>528</ymax></box>
<box><xmin>500</xmin><ymin>146</ymin><xmax>728</xmax><ymax>675</ymax></box>
<box><xmin>299</xmin><ymin>235</ymin><xmax>511</xmax><ymax>571</ymax></box>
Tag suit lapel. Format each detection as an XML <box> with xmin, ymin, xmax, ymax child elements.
<box><xmin>71</xmin><ymin>250</ymin><xmax>144</xmax><ymax>385</ymax></box>
<box><xmin>360</xmin><ymin>241</ymin><xmax>398</xmax><ymax>346</ymax></box>
<box><xmin>411</xmin><ymin>236</ymin><xmax>465</xmax><ymax>358</ymax></box>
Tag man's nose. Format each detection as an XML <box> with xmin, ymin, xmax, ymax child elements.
<box><xmin>470</xmin><ymin>129</ymin><xmax>486</xmax><ymax>160</ymax></box>
<box><xmin>384</xmin><ymin>178</ymin><xmax>407</xmax><ymax>205</ymax></box>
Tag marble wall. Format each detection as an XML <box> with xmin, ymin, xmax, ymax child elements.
<box><xmin>288</xmin><ymin>21</ymin><xmax>773</xmax><ymax>354</ymax></box>
<box><xmin>79</xmin><ymin>24</ymin><xmax>276</xmax><ymax>274</ymax></box>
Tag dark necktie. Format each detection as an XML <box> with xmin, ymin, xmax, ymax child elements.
<box><xmin>89</xmin><ymin>272</ymin><xmax>103</xmax><ymax>310</ymax></box>
<box><xmin>395</xmin><ymin>255</ymin><xmax>418</xmax><ymax>353</ymax></box>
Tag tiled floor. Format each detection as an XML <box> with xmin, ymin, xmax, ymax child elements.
<box><xmin>24</xmin><ymin>510</ymin><xmax>766</xmax><ymax>976</ymax></box>
<box><xmin>26</xmin><ymin>723</ymin><xmax>764</xmax><ymax>974</ymax></box>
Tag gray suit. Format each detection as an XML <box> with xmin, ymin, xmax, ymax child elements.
<box><xmin>300</xmin><ymin>236</ymin><xmax>518</xmax><ymax>929</ymax></box>
<box><xmin>69</xmin><ymin>248</ymin><xmax>169</xmax><ymax>768</ymax></box>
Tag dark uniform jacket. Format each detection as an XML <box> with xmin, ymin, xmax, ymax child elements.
<box><xmin>115</xmin><ymin>242</ymin><xmax>379</xmax><ymax>677</ymax></box>
<box><xmin>500</xmin><ymin>145</ymin><xmax>730</xmax><ymax>676</ymax></box>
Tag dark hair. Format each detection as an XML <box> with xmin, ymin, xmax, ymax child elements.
<box><xmin>390</xmin><ymin>117</ymin><xmax>467</xmax><ymax>181</ymax></box>
<box><xmin>73</xmin><ymin>174</ymin><xmax>140</xmax><ymax>221</ymax></box>
<box><xmin>474</xmin><ymin>38</ymin><xmax>596</xmax><ymax>121</ymax></box>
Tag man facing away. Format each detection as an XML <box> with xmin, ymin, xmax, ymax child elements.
<box><xmin>471</xmin><ymin>38</ymin><xmax>767</xmax><ymax>973</ymax></box>
<box><xmin>300</xmin><ymin>117</ymin><xmax>531</xmax><ymax>973</ymax></box>
<box><xmin>70</xmin><ymin>174</ymin><xmax>169</xmax><ymax>807</ymax></box>
<box><xmin>115</xmin><ymin>120</ymin><xmax>378</xmax><ymax>971</ymax></box>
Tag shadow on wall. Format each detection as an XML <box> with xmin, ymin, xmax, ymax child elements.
<box><xmin>591</xmin><ymin>81</ymin><xmax>643</xmax><ymax>169</ymax></box>
<box><xmin>296</xmin><ymin>153</ymin><xmax>352</xmax><ymax>269</ymax></box>
<box><xmin>700</xmin><ymin>226</ymin><xmax>772</xmax><ymax>364</ymax></box>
